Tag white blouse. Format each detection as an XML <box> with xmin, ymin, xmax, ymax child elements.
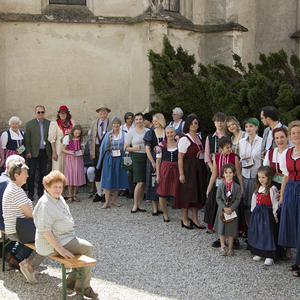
<box><xmin>239</xmin><ymin>135</ymin><xmax>263</xmax><ymax>179</ymax></box>
<box><xmin>1</xmin><ymin>129</ymin><xmax>24</xmax><ymax>149</ymax></box>
<box><xmin>263</xmin><ymin>147</ymin><xmax>284</xmax><ymax>172</ymax></box>
<box><xmin>279</xmin><ymin>148</ymin><xmax>300</xmax><ymax>176</ymax></box>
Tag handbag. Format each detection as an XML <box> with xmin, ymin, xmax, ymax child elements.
<box><xmin>121</xmin><ymin>147</ymin><xmax>132</xmax><ymax>171</ymax></box>
<box><xmin>16</xmin><ymin>218</ymin><xmax>36</xmax><ymax>244</ymax></box>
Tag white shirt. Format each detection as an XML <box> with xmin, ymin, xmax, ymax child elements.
<box><xmin>1</xmin><ymin>129</ymin><xmax>24</xmax><ymax>149</ymax></box>
<box><xmin>120</xmin><ymin>123</ymin><xmax>135</xmax><ymax>134</ymax></box>
<box><xmin>279</xmin><ymin>148</ymin><xmax>300</xmax><ymax>176</ymax></box>
<box><xmin>239</xmin><ymin>135</ymin><xmax>263</xmax><ymax>178</ymax></box>
<box><xmin>251</xmin><ymin>186</ymin><xmax>278</xmax><ymax>218</ymax></box>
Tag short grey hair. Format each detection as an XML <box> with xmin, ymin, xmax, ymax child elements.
<box><xmin>165</xmin><ymin>125</ymin><xmax>176</xmax><ymax>133</ymax></box>
<box><xmin>112</xmin><ymin>116</ymin><xmax>122</xmax><ymax>125</ymax></box>
<box><xmin>9</xmin><ymin>116</ymin><xmax>22</xmax><ymax>126</ymax></box>
<box><xmin>8</xmin><ymin>162</ymin><xmax>29</xmax><ymax>181</ymax></box>
<box><xmin>6</xmin><ymin>155</ymin><xmax>25</xmax><ymax>173</ymax></box>
<box><xmin>172</xmin><ymin>107</ymin><xmax>183</xmax><ymax>117</ymax></box>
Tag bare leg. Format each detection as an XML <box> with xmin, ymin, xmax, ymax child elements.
<box><xmin>90</xmin><ymin>181</ymin><xmax>95</xmax><ymax>192</ymax></box>
<box><xmin>220</xmin><ymin>235</ymin><xmax>226</xmax><ymax>248</ymax></box>
<box><xmin>102</xmin><ymin>190</ymin><xmax>111</xmax><ymax>209</ymax></box>
<box><xmin>152</xmin><ymin>200</ymin><xmax>159</xmax><ymax>213</ymax></box>
<box><xmin>228</xmin><ymin>236</ymin><xmax>234</xmax><ymax>249</ymax></box>
<box><xmin>191</xmin><ymin>207</ymin><xmax>201</xmax><ymax>226</ymax></box>
<box><xmin>182</xmin><ymin>208</ymin><xmax>190</xmax><ymax>226</ymax></box>
<box><xmin>111</xmin><ymin>190</ymin><xmax>121</xmax><ymax>207</ymax></box>
<box><xmin>132</xmin><ymin>182</ymin><xmax>146</xmax><ymax>210</ymax></box>
<box><xmin>159</xmin><ymin>197</ymin><xmax>168</xmax><ymax>220</ymax></box>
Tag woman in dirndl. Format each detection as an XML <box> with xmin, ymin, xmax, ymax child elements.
<box><xmin>178</xmin><ymin>115</ymin><xmax>207</xmax><ymax>229</ymax></box>
<box><xmin>1</xmin><ymin>116</ymin><xmax>25</xmax><ymax>170</ymax></box>
<box><xmin>279</xmin><ymin>120</ymin><xmax>300</xmax><ymax>276</ymax></box>
<box><xmin>156</xmin><ymin>125</ymin><xmax>181</xmax><ymax>222</ymax></box>
<box><xmin>96</xmin><ymin>117</ymin><xmax>128</xmax><ymax>209</ymax></box>
<box><xmin>144</xmin><ymin>113</ymin><xmax>166</xmax><ymax>215</ymax></box>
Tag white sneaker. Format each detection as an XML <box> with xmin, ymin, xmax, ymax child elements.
<box><xmin>264</xmin><ymin>258</ymin><xmax>274</xmax><ymax>266</ymax></box>
<box><xmin>253</xmin><ymin>256</ymin><xmax>262</xmax><ymax>261</ymax></box>
<box><xmin>20</xmin><ymin>259</ymin><xmax>38</xmax><ymax>284</ymax></box>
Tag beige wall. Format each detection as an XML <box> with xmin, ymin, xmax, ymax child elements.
<box><xmin>0</xmin><ymin>20</ymin><xmax>168</xmax><ymax>132</ymax></box>
<box><xmin>0</xmin><ymin>0</ymin><xmax>45</xmax><ymax>14</ymax></box>
<box><xmin>239</xmin><ymin>0</ymin><xmax>299</xmax><ymax>64</ymax></box>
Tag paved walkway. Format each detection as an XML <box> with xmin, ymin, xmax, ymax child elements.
<box><xmin>0</xmin><ymin>187</ymin><xmax>299</xmax><ymax>299</ymax></box>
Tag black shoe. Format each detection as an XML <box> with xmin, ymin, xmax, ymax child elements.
<box><xmin>89</xmin><ymin>191</ymin><xmax>97</xmax><ymax>198</ymax></box>
<box><xmin>120</xmin><ymin>190</ymin><xmax>128</xmax><ymax>196</ymax></box>
<box><xmin>152</xmin><ymin>212</ymin><xmax>159</xmax><ymax>216</ymax></box>
<box><xmin>137</xmin><ymin>208</ymin><xmax>147</xmax><ymax>212</ymax></box>
<box><xmin>126</xmin><ymin>193</ymin><xmax>134</xmax><ymax>198</ymax></box>
<box><xmin>131</xmin><ymin>209</ymin><xmax>138</xmax><ymax>213</ymax></box>
<box><xmin>212</xmin><ymin>239</ymin><xmax>221</xmax><ymax>248</ymax></box>
<box><xmin>189</xmin><ymin>219</ymin><xmax>206</xmax><ymax>229</ymax></box>
<box><xmin>163</xmin><ymin>217</ymin><xmax>170</xmax><ymax>222</ymax></box>
<box><xmin>181</xmin><ymin>220</ymin><xmax>193</xmax><ymax>229</ymax></box>
<box><xmin>157</xmin><ymin>210</ymin><xmax>164</xmax><ymax>215</ymax></box>
<box><xmin>233</xmin><ymin>239</ymin><xmax>240</xmax><ymax>249</ymax></box>
<box><xmin>93</xmin><ymin>194</ymin><xmax>103</xmax><ymax>202</ymax></box>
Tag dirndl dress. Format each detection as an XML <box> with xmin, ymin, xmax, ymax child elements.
<box><xmin>180</xmin><ymin>135</ymin><xmax>206</xmax><ymax>209</ymax></box>
<box><xmin>64</xmin><ymin>139</ymin><xmax>86</xmax><ymax>186</ymax></box>
<box><xmin>248</xmin><ymin>191</ymin><xmax>285</xmax><ymax>259</ymax></box>
<box><xmin>156</xmin><ymin>142</ymin><xmax>182</xmax><ymax>203</ymax></box>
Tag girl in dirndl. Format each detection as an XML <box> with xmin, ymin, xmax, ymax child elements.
<box><xmin>247</xmin><ymin>166</ymin><xmax>285</xmax><ymax>266</ymax></box>
<box><xmin>62</xmin><ymin>125</ymin><xmax>86</xmax><ymax>203</ymax></box>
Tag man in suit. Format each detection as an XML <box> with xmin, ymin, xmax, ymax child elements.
<box><xmin>24</xmin><ymin>105</ymin><xmax>51</xmax><ymax>201</ymax></box>
<box><xmin>88</xmin><ymin>104</ymin><xmax>112</xmax><ymax>202</ymax></box>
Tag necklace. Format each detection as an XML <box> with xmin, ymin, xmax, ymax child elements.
<box><xmin>294</xmin><ymin>147</ymin><xmax>300</xmax><ymax>154</ymax></box>
<box><xmin>167</xmin><ymin>141</ymin><xmax>176</xmax><ymax>147</ymax></box>
<box><xmin>135</xmin><ymin>127</ymin><xmax>145</xmax><ymax>133</ymax></box>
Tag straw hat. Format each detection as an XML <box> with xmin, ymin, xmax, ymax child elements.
<box><xmin>96</xmin><ymin>104</ymin><xmax>111</xmax><ymax>113</ymax></box>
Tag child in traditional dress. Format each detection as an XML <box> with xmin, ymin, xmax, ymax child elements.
<box><xmin>214</xmin><ymin>163</ymin><xmax>241</xmax><ymax>256</ymax></box>
<box><xmin>247</xmin><ymin>166</ymin><xmax>285</xmax><ymax>265</ymax></box>
<box><xmin>206</xmin><ymin>137</ymin><xmax>244</xmax><ymax>248</ymax></box>
<box><xmin>62</xmin><ymin>125</ymin><xmax>86</xmax><ymax>203</ymax></box>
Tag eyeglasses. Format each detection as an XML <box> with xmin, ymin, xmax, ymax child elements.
<box><xmin>37</xmin><ymin>111</ymin><xmax>45</xmax><ymax>114</ymax></box>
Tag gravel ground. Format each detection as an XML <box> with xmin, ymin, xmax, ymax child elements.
<box><xmin>0</xmin><ymin>186</ymin><xmax>299</xmax><ymax>299</ymax></box>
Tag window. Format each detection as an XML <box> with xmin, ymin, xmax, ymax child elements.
<box><xmin>163</xmin><ymin>0</ymin><xmax>180</xmax><ymax>13</ymax></box>
<box><xmin>49</xmin><ymin>0</ymin><xmax>86</xmax><ymax>5</ymax></box>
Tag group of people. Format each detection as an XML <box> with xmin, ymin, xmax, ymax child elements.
<box><xmin>1</xmin><ymin>103</ymin><xmax>300</xmax><ymax>291</ymax></box>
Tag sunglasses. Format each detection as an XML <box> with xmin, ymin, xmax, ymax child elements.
<box><xmin>37</xmin><ymin>111</ymin><xmax>45</xmax><ymax>114</ymax></box>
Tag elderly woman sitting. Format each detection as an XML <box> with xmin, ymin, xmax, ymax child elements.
<box><xmin>2</xmin><ymin>158</ymin><xmax>33</xmax><ymax>270</ymax></box>
<box><xmin>17</xmin><ymin>171</ymin><xmax>98</xmax><ymax>299</ymax></box>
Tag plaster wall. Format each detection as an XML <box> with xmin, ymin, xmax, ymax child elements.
<box><xmin>200</xmin><ymin>31</ymin><xmax>243</xmax><ymax>67</ymax></box>
<box><xmin>239</xmin><ymin>0</ymin><xmax>299</xmax><ymax>64</ymax></box>
<box><xmin>92</xmin><ymin>0</ymin><xmax>149</xmax><ymax>17</ymax></box>
<box><xmin>181</xmin><ymin>0</ymin><xmax>239</xmax><ymax>25</ymax></box>
<box><xmin>0</xmin><ymin>0</ymin><xmax>45</xmax><ymax>14</ymax></box>
<box><xmin>0</xmin><ymin>20</ymin><xmax>167</xmax><ymax>131</ymax></box>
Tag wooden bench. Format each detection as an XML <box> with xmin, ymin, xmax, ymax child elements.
<box><xmin>1</xmin><ymin>231</ymin><xmax>97</xmax><ymax>300</ymax></box>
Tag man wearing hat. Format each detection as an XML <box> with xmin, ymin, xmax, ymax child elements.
<box><xmin>88</xmin><ymin>104</ymin><xmax>112</xmax><ymax>202</ymax></box>
<box><xmin>24</xmin><ymin>105</ymin><xmax>51</xmax><ymax>201</ymax></box>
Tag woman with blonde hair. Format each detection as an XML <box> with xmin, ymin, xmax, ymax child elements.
<box><xmin>144</xmin><ymin>113</ymin><xmax>166</xmax><ymax>215</ymax></box>
<box><xmin>224</xmin><ymin>116</ymin><xmax>247</xmax><ymax>158</ymax></box>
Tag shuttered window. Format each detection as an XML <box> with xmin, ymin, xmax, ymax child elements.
<box><xmin>49</xmin><ymin>0</ymin><xmax>86</xmax><ymax>5</ymax></box>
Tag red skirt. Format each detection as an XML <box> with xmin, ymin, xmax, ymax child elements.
<box><xmin>156</xmin><ymin>161</ymin><xmax>180</xmax><ymax>197</ymax></box>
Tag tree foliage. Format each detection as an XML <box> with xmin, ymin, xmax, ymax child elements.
<box><xmin>148</xmin><ymin>36</ymin><xmax>300</xmax><ymax>136</ymax></box>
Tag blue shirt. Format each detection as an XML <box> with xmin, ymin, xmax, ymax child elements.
<box><xmin>0</xmin><ymin>173</ymin><xmax>10</xmax><ymax>231</ymax></box>
<box><xmin>36</xmin><ymin>118</ymin><xmax>45</xmax><ymax>149</ymax></box>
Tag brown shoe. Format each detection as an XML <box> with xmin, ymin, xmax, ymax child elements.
<box><xmin>5</xmin><ymin>252</ymin><xmax>15</xmax><ymax>262</ymax></box>
<box><xmin>9</xmin><ymin>257</ymin><xmax>21</xmax><ymax>270</ymax></box>
<box><xmin>74</xmin><ymin>286</ymin><xmax>98</xmax><ymax>299</ymax></box>
<box><xmin>66</xmin><ymin>280</ymin><xmax>76</xmax><ymax>291</ymax></box>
